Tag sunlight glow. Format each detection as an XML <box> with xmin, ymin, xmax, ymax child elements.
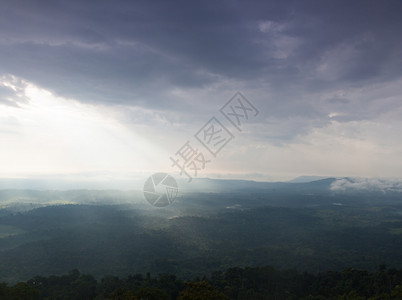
<box><xmin>0</xmin><ymin>76</ymin><xmax>168</xmax><ymax>178</ymax></box>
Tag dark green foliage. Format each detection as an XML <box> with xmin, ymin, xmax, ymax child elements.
<box><xmin>3</xmin><ymin>202</ymin><xmax>402</xmax><ymax>282</ymax></box>
<box><xmin>0</xmin><ymin>281</ymin><xmax>39</xmax><ymax>300</ymax></box>
<box><xmin>178</xmin><ymin>281</ymin><xmax>228</xmax><ymax>300</ymax></box>
<box><xmin>2</xmin><ymin>186</ymin><xmax>402</xmax><ymax>298</ymax></box>
<box><xmin>3</xmin><ymin>265</ymin><xmax>402</xmax><ymax>299</ymax></box>
<box><xmin>27</xmin><ymin>269</ymin><xmax>96</xmax><ymax>300</ymax></box>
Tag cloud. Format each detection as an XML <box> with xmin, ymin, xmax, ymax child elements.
<box><xmin>330</xmin><ymin>177</ymin><xmax>402</xmax><ymax>193</ymax></box>
<box><xmin>0</xmin><ymin>75</ymin><xmax>29</xmax><ymax>107</ymax></box>
<box><xmin>1</xmin><ymin>0</ymin><xmax>402</xmax><ymax>179</ymax></box>
<box><xmin>0</xmin><ymin>0</ymin><xmax>400</xmax><ymax>109</ymax></box>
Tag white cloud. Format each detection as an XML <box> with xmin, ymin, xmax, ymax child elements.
<box><xmin>330</xmin><ymin>177</ymin><xmax>402</xmax><ymax>192</ymax></box>
<box><xmin>0</xmin><ymin>74</ymin><xmax>29</xmax><ymax>106</ymax></box>
<box><xmin>258</xmin><ymin>21</ymin><xmax>286</xmax><ymax>34</ymax></box>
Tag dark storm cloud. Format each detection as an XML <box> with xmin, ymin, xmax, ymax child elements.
<box><xmin>1</xmin><ymin>0</ymin><xmax>402</xmax><ymax>122</ymax></box>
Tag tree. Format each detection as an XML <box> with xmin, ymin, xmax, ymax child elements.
<box><xmin>178</xmin><ymin>281</ymin><xmax>228</xmax><ymax>300</ymax></box>
<box><xmin>8</xmin><ymin>282</ymin><xmax>39</xmax><ymax>300</ymax></box>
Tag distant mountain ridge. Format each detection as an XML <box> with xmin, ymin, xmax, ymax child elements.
<box><xmin>1</xmin><ymin>177</ymin><xmax>402</xmax><ymax>212</ymax></box>
<box><xmin>179</xmin><ymin>177</ymin><xmax>338</xmax><ymax>193</ymax></box>
<box><xmin>1</xmin><ymin>176</ymin><xmax>401</xmax><ymax>193</ymax></box>
<box><xmin>288</xmin><ymin>176</ymin><xmax>330</xmax><ymax>183</ymax></box>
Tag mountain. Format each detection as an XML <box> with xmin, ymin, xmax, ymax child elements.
<box><xmin>288</xmin><ymin>176</ymin><xmax>330</xmax><ymax>183</ymax></box>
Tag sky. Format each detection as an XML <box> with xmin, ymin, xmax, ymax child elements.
<box><xmin>0</xmin><ymin>0</ymin><xmax>402</xmax><ymax>185</ymax></box>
